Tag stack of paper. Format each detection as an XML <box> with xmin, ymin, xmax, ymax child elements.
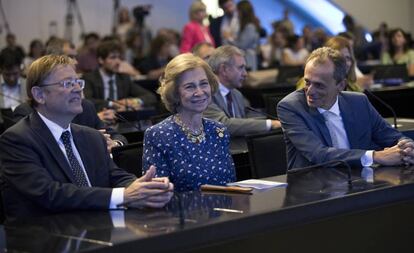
<box><xmin>227</xmin><ymin>179</ymin><xmax>287</xmax><ymax>190</ymax></box>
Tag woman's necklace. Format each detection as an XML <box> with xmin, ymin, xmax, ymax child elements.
<box><xmin>174</xmin><ymin>115</ymin><xmax>206</xmax><ymax>144</ymax></box>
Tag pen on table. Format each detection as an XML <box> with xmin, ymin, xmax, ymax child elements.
<box><xmin>213</xmin><ymin>208</ymin><xmax>244</xmax><ymax>214</ymax></box>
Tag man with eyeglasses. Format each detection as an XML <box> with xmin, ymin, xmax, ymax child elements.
<box><xmin>0</xmin><ymin>54</ymin><xmax>173</xmax><ymax>220</ymax></box>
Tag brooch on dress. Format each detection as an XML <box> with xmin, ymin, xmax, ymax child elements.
<box><xmin>216</xmin><ymin>127</ymin><xmax>225</xmax><ymax>138</ymax></box>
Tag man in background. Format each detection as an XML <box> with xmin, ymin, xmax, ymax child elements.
<box><xmin>204</xmin><ymin>45</ymin><xmax>281</xmax><ymax>150</ymax></box>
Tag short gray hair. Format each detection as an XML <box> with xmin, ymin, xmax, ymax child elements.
<box><xmin>306</xmin><ymin>47</ymin><xmax>347</xmax><ymax>83</ymax></box>
<box><xmin>207</xmin><ymin>45</ymin><xmax>244</xmax><ymax>74</ymax></box>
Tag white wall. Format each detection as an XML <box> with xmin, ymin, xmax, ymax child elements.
<box><xmin>1</xmin><ymin>0</ymin><xmax>413</xmax><ymax>51</ymax></box>
<box><xmin>0</xmin><ymin>0</ymin><xmax>193</xmax><ymax>50</ymax></box>
<box><xmin>333</xmin><ymin>0</ymin><xmax>414</xmax><ymax>34</ymax></box>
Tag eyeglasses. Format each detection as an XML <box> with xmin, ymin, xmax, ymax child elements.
<box><xmin>40</xmin><ymin>78</ymin><xmax>85</xmax><ymax>89</ymax></box>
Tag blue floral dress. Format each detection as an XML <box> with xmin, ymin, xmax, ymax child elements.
<box><xmin>142</xmin><ymin>116</ymin><xmax>236</xmax><ymax>192</ymax></box>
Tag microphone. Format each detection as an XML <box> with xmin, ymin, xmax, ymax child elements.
<box><xmin>245</xmin><ymin>106</ymin><xmax>278</xmax><ymax>120</ymax></box>
<box><xmin>287</xmin><ymin>160</ymin><xmax>352</xmax><ymax>186</ymax></box>
<box><xmin>364</xmin><ymin>89</ymin><xmax>398</xmax><ymax>129</ymax></box>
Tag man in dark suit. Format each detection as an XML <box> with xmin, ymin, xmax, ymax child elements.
<box><xmin>204</xmin><ymin>45</ymin><xmax>280</xmax><ymax>150</ymax></box>
<box><xmin>13</xmin><ymin>99</ymin><xmax>128</xmax><ymax>151</ymax></box>
<box><xmin>83</xmin><ymin>40</ymin><xmax>157</xmax><ymax>122</ymax></box>
<box><xmin>277</xmin><ymin>47</ymin><xmax>414</xmax><ymax>169</ymax></box>
<box><xmin>209</xmin><ymin>0</ymin><xmax>239</xmax><ymax>47</ymax></box>
<box><xmin>0</xmin><ymin>55</ymin><xmax>173</xmax><ymax>220</ymax></box>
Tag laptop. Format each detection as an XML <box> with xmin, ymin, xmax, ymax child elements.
<box><xmin>373</xmin><ymin>64</ymin><xmax>409</xmax><ymax>86</ymax></box>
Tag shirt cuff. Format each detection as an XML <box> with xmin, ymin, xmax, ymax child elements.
<box><xmin>361</xmin><ymin>150</ymin><xmax>374</xmax><ymax>167</ymax></box>
<box><xmin>109</xmin><ymin>187</ymin><xmax>125</xmax><ymax>209</ymax></box>
<box><xmin>266</xmin><ymin>119</ymin><xmax>272</xmax><ymax>130</ymax></box>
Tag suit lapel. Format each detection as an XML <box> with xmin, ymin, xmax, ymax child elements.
<box><xmin>94</xmin><ymin>70</ymin><xmax>105</xmax><ymax>99</ymax></box>
<box><xmin>338</xmin><ymin>94</ymin><xmax>357</xmax><ymax>148</ymax></box>
<box><xmin>30</xmin><ymin>113</ymin><xmax>77</xmax><ymax>184</ymax></box>
<box><xmin>308</xmin><ymin>106</ymin><xmax>332</xmax><ymax>146</ymax></box>
<box><xmin>213</xmin><ymin>91</ymin><xmax>231</xmax><ymax>117</ymax></box>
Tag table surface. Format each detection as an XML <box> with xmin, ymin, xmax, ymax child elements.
<box><xmin>2</xmin><ymin>165</ymin><xmax>414</xmax><ymax>253</ymax></box>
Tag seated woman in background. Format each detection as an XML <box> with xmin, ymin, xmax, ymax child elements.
<box><xmin>142</xmin><ymin>53</ymin><xmax>236</xmax><ymax>192</ymax></box>
<box><xmin>381</xmin><ymin>28</ymin><xmax>414</xmax><ymax>76</ymax></box>
<box><xmin>137</xmin><ymin>34</ymin><xmax>172</xmax><ymax>80</ymax></box>
<box><xmin>282</xmin><ymin>34</ymin><xmax>309</xmax><ymax>66</ymax></box>
<box><xmin>296</xmin><ymin>36</ymin><xmax>363</xmax><ymax>92</ymax></box>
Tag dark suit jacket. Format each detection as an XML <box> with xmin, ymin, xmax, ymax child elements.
<box><xmin>12</xmin><ymin>99</ymin><xmax>127</xmax><ymax>144</ymax></box>
<box><xmin>203</xmin><ymin>88</ymin><xmax>268</xmax><ymax>136</ymax></box>
<box><xmin>277</xmin><ymin>90</ymin><xmax>404</xmax><ymax>169</ymax></box>
<box><xmin>0</xmin><ymin>112</ymin><xmax>136</xmax><ymax>220</ymax></box>
<box><xmin>82</xmin><ymin>69</ymin><xmax>157</xmax><ymax>111</ymax></box>
<box><xmin>209</xmin><ymin>16</ymin><xmax>224</xmax><ymax>47</ymax></box>
<box><xmin>203</xmin><ymin>88</ymin><xmax>268</xmax><ymax>151</ymax></box>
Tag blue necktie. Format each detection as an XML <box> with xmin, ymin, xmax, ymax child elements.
<box><xmin>61</xmin><ymin>131</ymin><xmax>89</xmax><ymax>187</ymax></box>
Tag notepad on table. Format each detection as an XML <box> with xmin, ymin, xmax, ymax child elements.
<box><xmin>227</xmin><ymin>179</ymin><xmax>287</xmax><ymax>190</ymax></box>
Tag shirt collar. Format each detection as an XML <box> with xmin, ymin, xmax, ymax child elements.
<box><xmin>37</xmin><ymin>111</ymin><xmax>71</xmax><ymax>143</ymax></box>
<box><xmin>99</xmin><ymin>68</ymin><xmax>115</xmax><ymax>83</ymax></box>
<box><xmin>219</xmin><ymin>83</ymin><xmax>231</xmax><ymax>98</ymax></box>
<box><xmin>1</xmin><ymin>76</ymin><xmax>22</xmax><ymax>88</ymax></box>
<box><xmin>317</xmin><ymin>96</ymin><xmax>340</xmax><ymax>116</ymax></box>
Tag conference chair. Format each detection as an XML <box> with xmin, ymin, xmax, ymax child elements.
<box><xmin>112</xmin><ymin>142</ymin><xmax>143</xmax><ymax>177</ymax></box>
<box><xmin>262</xmin><ymin>92</ymin><xmax>288</xmax><ymax>118</ymax></box>
<box><xmin>245</xmin><ymin>130</ymin><xmax>287</xmax><ymax>178</ymax></box>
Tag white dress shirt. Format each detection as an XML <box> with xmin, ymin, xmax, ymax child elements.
<box><xmin>219</xmin><ymin>83</ymin><xmax>271</xmax><ymax>130</ymax></box>
<box><xmin>99</xmin><ymin>69</ymin><xmax>118</xmax><ymax>100</ymax></box>
<box><xmin>317</xmin><ymin>97</ymin><xmax>373</xmax><ymax>166</ymax></box>
<box><xmin>38</xmin><ymin>112</ymin><xmax>124</xmax><ymax>208</ymax></box>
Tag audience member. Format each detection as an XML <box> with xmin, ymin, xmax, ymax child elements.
<box><xmin>83</xmin><ymin>40</ymin><xmax>156</xmax><ymax>122</ymax></box>
<box><xmin>209</xmin><ymin>0</ymin><xmax>239</xmax><ymax>47</ymax></box>
<box><xmin>124</xmin><ymin>31</ymin><xmax>144</xmax><ymax>69</ymax></box>
<box><xmin>76</xmin><ymin>32</ymin><xmax>100</xmax><ymax>73</ymax></box>
<box><xmin>335</xmin><ymin>32</ymin><xmax>374</xmax><ymax>89</ymax></box>
<box><xmin>204</xmin><ymin>45</ymin><xmax>281</xmax><ymax>150</ymax></box>
<box><xmin>278</xmin><ymin>47</ymin><xmax>414</xmax><ymax>169</ymax></box>
<box><xmin>282</xmin><ymin>34</ymin><xmax>309</xmax><ymax>66</ymax></box>
<box><xmin>279</xmin><ymin>8</ymin><xmax>295</xmax><ymax>36</ymax></box>
<box><xmin>192</xmin><ymin>42</ymin><xmax>215</xmax><ymax>60</ymax></box>
<box><xmin>115</xmin><ymin>6</ymin><xmax>134</xmax><ymax>43</ymax></box>
<box><xmin>0</xmin><ymin>54</ymin><xmax>173</xmax><ymax>220</ymax></box>
<box><xmin>342</xmin><ymin>14</ymin><xmax>369</xmax><ymax>60</ymax></box>
<box><xmin>23</xmin><ymin>39</ymin><xmax>45</xmax><ymax>74</ymax></box>
<box><xmin>225</xmin><ymin>0</ymin><xmax>260</xmax><ymax>71</ymax></box>
<box><xmin>46</xmin><ymin>37</ymin><xmax>78</xmax><ymax>59</ymax></box>
<box><xmin>0</xmin><ymin>33</ymin><xmax>25</xmax><ymax>64</ymax></box>
<box><xmin>180</xmin><ymin>0</ymin><xmax>215</xmax><ymax>53</ymax></box>
<box><xmin>137</xmin><ymin>34</ymin><xmax>172</xmax><ymax>80</ymax></box>
<box><xmin>381</xmin><ymin>28</ymin><xmax>414</xmax><ymax>76</ymax></box>
<box><xmin>0</xmin><ymin>54</ymin><xmax>26</xmax><ymax>110</ymax></box>
<box><xmin>142</xmin><ymin>53</ymin><xmax>235</xmax><ymax>192</ymax></box>
<box><xmin>260</xmin><ymin>30</ymin><xmax>286</xmax><ymax>68</ymax></box>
